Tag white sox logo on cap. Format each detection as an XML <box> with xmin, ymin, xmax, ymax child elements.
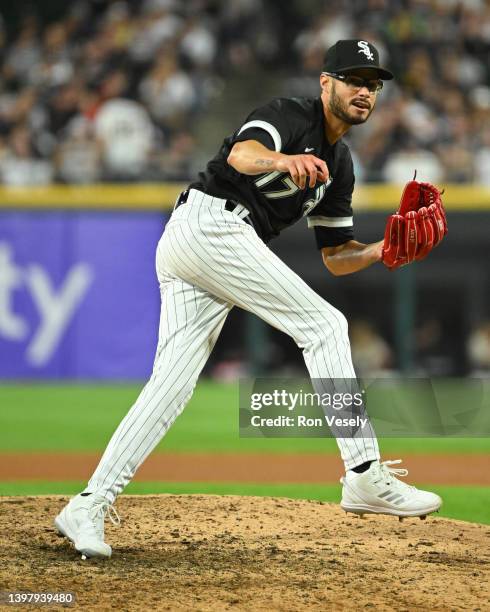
<box><xmin>322</xmin><ymin>39</ymin><xmax>394</xmax><ymax>79</ymax></box>
<box><xmin>358</xmin><ymin>41</ymin><xmax>374</xmax><ymax>61</ymax></box>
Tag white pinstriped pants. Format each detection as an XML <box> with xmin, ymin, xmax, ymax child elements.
<box><xmin>86</xmin><ymin>189</ymin><xmax>380</xmax><ymax>502</ymax></box>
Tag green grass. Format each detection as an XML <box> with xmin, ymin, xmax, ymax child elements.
<box><xmin>1</xmin><ymin>481</ymin><xmax>488</xmax><ymax>525</ymax></box>
<box><xmin>2</xmin><ymin>382</ymin><xmax>488</xmax><ymax>525</ymax></box>
<box><xmin>1</xmin><ymin>382</ymin><xmax>489</xmax><ymax>454</ymax></box>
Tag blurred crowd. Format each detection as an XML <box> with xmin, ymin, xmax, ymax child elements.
<box><xmin>287</xmin><ymin>0</ymin><xmax>490</xmax><ymax>184</ymax></box>
<box><xmin>0</xmin><ymin>0</ymin><xmax>489</xmax><ymax>185</ymax></box>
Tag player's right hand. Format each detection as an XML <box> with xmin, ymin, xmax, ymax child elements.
<box><xmin>276</xmin><ymin>154</ymin><xmax>330</xmax><ymax>189</ymax></box>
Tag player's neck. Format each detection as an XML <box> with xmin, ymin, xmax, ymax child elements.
<box><xmin>323</xmin><ymin>109</ymin><xmax>351</xmax><ymax>145</ymax></box>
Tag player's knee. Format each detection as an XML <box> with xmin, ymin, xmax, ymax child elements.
<box><xmin>314</xmin><ymin>308</ymin><xmax>349</xmax><ymax>344</ymax></box>
<box><xmin>334</xmin><ymin>310</ymin><xmax>349</xmax><ymax>337</ymax></box>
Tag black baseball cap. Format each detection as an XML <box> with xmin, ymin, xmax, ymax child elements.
<box><xmin>323</xmin><ymin>39</ymin><xmax>394</xmax><ymax>80</ymax></box>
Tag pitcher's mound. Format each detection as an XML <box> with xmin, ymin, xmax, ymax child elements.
<box><xmin>1</xmin><ymin>495</ymin><xmax>489</xmax><ymax>611</ymax></box>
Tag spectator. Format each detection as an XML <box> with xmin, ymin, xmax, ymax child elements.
<box><xmin>467</xmin><ymin>322</ymin><xmax>490</xmax><ymax>373</ymax></box>
<box><xmin>415</xmin><ymin>317</ymin><xmax>460</xmax><ymax>375</ymax></box>
<box><xmin>46</xmin><ymin>81</ymin><xmax>82</xmax><ymax>136</ymax></box>
<box><xmin>382</xmin><ymin>143</ymin><xmax>444</xmax><ymax>184</ymax></box>
<box><xmin>0</xmin><ymin>123</ymin><xmax>53</xmax><ymax>185</ymax></box>
<box><xmin>139</xmin><ymin>54</ymin><xmax>196</xmax><ymax>128</ymax></box>
<box><xmin>179</xmin><ymin>15</ymin><xmax>217</xmax><ymax>70</ymax></box>
<box><xmin>349</xmin><ymin>320</ymin><xmax>392</xmax><ymax>376</ymax></box>
<box><xmin>3</xmin><ymin>16</ymin><xmax>40</xmax><ymax>84</ymax></box>
<box><xmin>157</xmin><ymin>131</ymin><xmax>197</xmax><ymax>180</ymax></box>
<box><xmin>55</xmin><ymin>117</ymin><xmax>101</xmax><ymax>184</ymax></box>
<box><xmin>94</xmin><ymin>97</ymin><xmax>154</xmax><ymax>180</ymax></box>
<box><xmin>31</xmin><ymin>21</ymin><xmax>73</xmax><ymax>89</ymax></box>
<box><xmin>129</xmin><ymin>0</ymin><xmax>184</xmax><ymax>63</ymax></box>
<box><xmin>0</xmin><ymin>0</ymin><xmax>489</xmax><ymax>184</ymax></box>
<box><xmin>474</xmin><ymin>123</ymin><xmax>490</xmax><ymax>186</ymax></box>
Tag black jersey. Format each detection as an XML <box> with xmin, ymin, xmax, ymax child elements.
<box><xmin>190</xmin><ymin>97</ymin><xmax>355</xmax><ymax>248</ymax></box>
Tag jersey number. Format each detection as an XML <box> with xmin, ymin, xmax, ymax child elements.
<box><xmin>254</xmin><ymin>171</ymin><xmax>331</xmax><ymax>216</ymax></box>
<box><xmin>254</xmin><ymin>171</ymin><xmax>300</xmax><ymax>199</ymax></box>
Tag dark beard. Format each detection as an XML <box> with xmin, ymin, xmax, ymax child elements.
<box><xmin>329</xmin><ymin>82</ymin><xmax>373</xmax><ymax>125</ymax></box>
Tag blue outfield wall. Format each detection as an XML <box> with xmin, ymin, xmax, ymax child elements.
<box><xmin>0</xmin><ymin>211</ymin><xmax>169</xmax><ymax>379</ymax></box>
<box><xmin>1</xmin><ymin>183</ymin><xmax>489</xmax><ymax>380</ymax></box>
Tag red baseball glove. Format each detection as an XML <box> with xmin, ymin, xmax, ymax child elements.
<box><xmin>382</xmin><ymin>174</ymin><xmax>447</xmax><ymax>270</ymax></box>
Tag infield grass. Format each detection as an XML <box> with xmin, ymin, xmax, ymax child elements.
<box><xmin>1</xmin><ymin>381</ymin><xmax>489</xmax><ymax>454</ymax></box>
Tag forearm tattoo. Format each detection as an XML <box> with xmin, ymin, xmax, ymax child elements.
<box><xmin>254</xmin><ymin>159</ymin><xmax>274</xmax><ymax>168</ymax></box>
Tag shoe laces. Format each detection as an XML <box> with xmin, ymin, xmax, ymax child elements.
<box><xmin>88</xmin><ymin>499</ymin><xmax>121</xmax><ymax>532</ymax></box>
<box><xmin>376</xmin><ymin>459</ymin><xmax>413</xmax><ymax>490</ymax></box>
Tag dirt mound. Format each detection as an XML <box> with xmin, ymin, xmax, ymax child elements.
<box><xmin>0</xmin><ymin>495</ymin><xmax>489</xmax><ymax>611</ymax></box>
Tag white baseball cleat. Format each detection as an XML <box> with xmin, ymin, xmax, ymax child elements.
<box><xmin>341</xmin><ymin>459</ymin><xmax>442</xmax><ymax>520</ymax></box>
<box><xmin>54</xmin><ymin>493</ymin><xmax>120</xmax><ymax>559</ymax></box>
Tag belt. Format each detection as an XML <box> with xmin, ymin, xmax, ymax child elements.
<box><xmin>174</xmin><ymin>190</ymin><xmax>255</xmax><ymax>230</ymax></box>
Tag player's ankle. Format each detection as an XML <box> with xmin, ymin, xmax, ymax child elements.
<box><xmin>350</xmin><ymin>460</ymin><xmax>374</xmax><ymax>474</ymax></box>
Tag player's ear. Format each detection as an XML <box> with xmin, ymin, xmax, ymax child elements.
<box><xmin>320</xmin><ymin>72</ymin><xmax>330</xmax><ymax>93</ymax></box>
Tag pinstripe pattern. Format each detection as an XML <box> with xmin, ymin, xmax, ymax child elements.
<box><xmin>85</xmin><ymin>189</ymin><xmax>379</xmax><ymax>502</ymax></box>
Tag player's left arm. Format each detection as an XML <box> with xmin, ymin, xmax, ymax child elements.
<box><xmin>309</xmin><ymin>144</ymin><xmax>382</xmax><ymax>275</ymax></box>
<box><xmin>321</xmin><ymin>240</ymin><xmax>383</xmax><ymax>276</ymax></box>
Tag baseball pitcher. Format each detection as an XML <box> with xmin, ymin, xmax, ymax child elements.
<box><xmin>55</xmin><ymin>40</ymin><xmax>447</xmax><ymax>559</ymax></box>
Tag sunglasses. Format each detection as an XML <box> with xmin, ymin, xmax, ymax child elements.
<box><xmin>323</xmin><ymin>72</ymin><xmax>383</xmax><ymax>93</ymax></box>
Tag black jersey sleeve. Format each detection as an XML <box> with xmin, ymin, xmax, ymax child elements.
<box><xmin>231</xmin><ymin>98</ymin><xmax>300</xmax><ymax>152</ymax></box>
<box><xmin>307</xmin><ymin>144</ymin><xmax>355</xmax><ymax>249</ymax></box>
<box><xmin>233</xmin><ymin>127</ymin><xmax>275</xmax><ymax>151</ymax></box>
